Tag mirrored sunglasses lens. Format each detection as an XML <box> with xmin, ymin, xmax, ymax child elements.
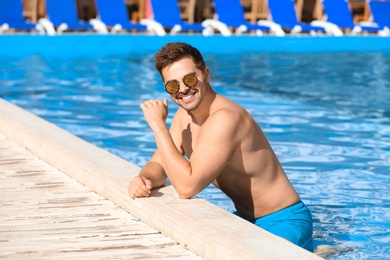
<box><xmin>165</xmin><ymin>81</ymin><xmax>179</xmax><ymax>94</ymax></box>
<box><xmin>183</xmin><ymin>74</ymin><xmax>198</xmax><ymax>87</ymax></box>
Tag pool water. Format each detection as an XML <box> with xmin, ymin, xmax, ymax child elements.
<box><xmin>1</xmin><ymin>50</ymin><xmax>389</xmax><ymax>259</ymax></box>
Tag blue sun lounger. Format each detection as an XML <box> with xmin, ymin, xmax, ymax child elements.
<box><xmin>44</xmin><ymin>0</ymin><xmax>107</xmax><ymax>34</ymax></box>
<box><xmin>267</xmin><ymin>0</ymin><xmax>334</xmax><ymax>35</ymax></box>
<box><xmin>367</xmin><ymin>0</ymin><xmax>390</xmax><ymax>35</ymax></box>
<box><xmin>311</xmin><ymin>0</ymin><xmax>384</xmax><ymax>35</ymax></box>
<box><xmin>212</xmin><ymin>0</ymin><xmax>285</xmax><ymax>36</ymax></box>
<box><xmin>95</xmin><ymin>0</ymin><xmax>157</xmax><ymax>34</ymax></box>
<box><xmin>0</xmin><ymin>0</ymin><xmax>46</xmax><ymax>34</ymax></box>
<box><xmin>149</xmin><ymin>0</ymin><xmax>225</xmax><ymax>36</ymax></box>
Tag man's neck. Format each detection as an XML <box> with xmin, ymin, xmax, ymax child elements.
<box><xmin>188</xmin><ymin>88</ymin><xmax>217</xmax><ymax>126</ymax></box>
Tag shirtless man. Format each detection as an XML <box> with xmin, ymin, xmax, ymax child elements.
<box><xmin>128</xmin><ymin>42</ymin><xmax>313</xmax><ymax>251</ymax></box>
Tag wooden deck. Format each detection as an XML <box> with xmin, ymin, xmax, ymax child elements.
<box><xmin>0</xmin><ymin>134</ymin><xmax>201</xmax><ymax>259</ymax></box>
<box><xmin>0</xmin><ymin>98</ymin><xmax>322</xmax><ymax>260</ymax></box>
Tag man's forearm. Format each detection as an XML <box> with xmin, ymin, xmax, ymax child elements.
<box><xmin>152</xmin><ymin>125</ymin><xmax>194</xmax><ymax>197</ymax></box>
<box><xmin>139</xmin><ymin>161</ymin><xmax>167</xmax><ymax>188</ymax></box>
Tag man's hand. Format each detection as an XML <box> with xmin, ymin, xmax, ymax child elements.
<box><xmin>128</xmin><ymin>176</ymin><xmax>153</xmax><ymax>199</ymax></box>
<box><xmin>140</xmin><ymin>99</ymin><xmax>168</xmax><ymax>132</ymax></box>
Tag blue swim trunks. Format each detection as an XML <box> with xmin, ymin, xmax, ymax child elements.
<box><xmin>235</xmin><ymin>201</ymin><xmax>313</xmax><ymax>252</ymax></box>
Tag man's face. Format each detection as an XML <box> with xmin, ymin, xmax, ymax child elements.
<box><xmin>162</xmin><ymin>58</ymin><xmax>209</xmax><ymax>112</ymax></box>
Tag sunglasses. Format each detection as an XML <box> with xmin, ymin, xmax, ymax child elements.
<box><xmin>164</xmin><ymin>73</ymin><xmax>198</xmax><ymax>94</ymax></box>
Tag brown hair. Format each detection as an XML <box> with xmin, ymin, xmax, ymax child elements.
<box><xmin>154</xmin><ymin>42</ymin><xmax>206</xmax><ymax>77</ymax></box>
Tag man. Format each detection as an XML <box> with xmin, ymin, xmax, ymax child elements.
<box><xmin>128</xmin><ymin>42</ymin><xmax>313</xmax><ymax>251</ymax></box>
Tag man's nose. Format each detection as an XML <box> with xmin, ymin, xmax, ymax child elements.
<box><xmin>178</xmin><ymin>81</ymin><xmax>189</xmax><ymax>93</ymax></box>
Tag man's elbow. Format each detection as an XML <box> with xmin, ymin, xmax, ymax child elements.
<box><xmin>176</xmin><ymin>188</ymin><xmax>196</xmax><ymax>199</ymax></box>
<box><xmin>177</xmin><ymin>193</ymin><xmax>193</xmax><ymax>199</ymax></box>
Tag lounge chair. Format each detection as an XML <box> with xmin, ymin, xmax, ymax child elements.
<box><xmin>212</xmin><ymin>0</ymin><xmax>285</xmax><ymax>36</ymax></box>
<box><xmin>267</xmin><ymin>0</ymin><xmax>336</xmax><ymax>35</ymax></box>
<box><xmin>366</xmin><ymin>0</ymin><xmax>390</xmax><ymax>35</ymax></box>
<box><xmin>149</xmin><ymin>0</ymin><xmax>225</xmax><ymax>36</ymax></box>
<box><xmin>44</xmin><ymin>0</ymin><xmax>107</xmax><ymax>34</ymax></box>
<box><xmin>0</xmin><ymin>0</ymin><xmax>49</xmax><ymax>34</ymax></box>
<box><xmin>94</xmin><ymin>0</ymin><xmax>162</xmax><ymax>35</ymax></box>
<box><xmin>311</xmin><ymin>0</ymin><xmax>384</xmax><ymax>36</ymax></box>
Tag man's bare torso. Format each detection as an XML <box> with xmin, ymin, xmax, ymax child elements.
<box><xmin>177</xmin><ymin>94</ymin><xmax>300</xmax><ymax>219</ymax></box>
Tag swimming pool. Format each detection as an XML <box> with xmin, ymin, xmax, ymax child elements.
<box><xmin>1</xmin><ymin>35</ymin><xmax>389</xmax><ymax>259</ymax></box>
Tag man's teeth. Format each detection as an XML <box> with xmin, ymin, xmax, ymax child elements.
<box><xmin>182</xmin><ymin>94</ymin><xmax>192</xmax><ymax>100</ymax></box>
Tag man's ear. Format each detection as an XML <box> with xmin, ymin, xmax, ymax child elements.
<box><xmin>204</xmin><ymin>67</ymin><xmax>211</xmax><ymax>83</ymax></box>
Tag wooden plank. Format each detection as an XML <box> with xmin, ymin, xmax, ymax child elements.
<box><xmin>0</xmin><ymin>136</ymin><xmax>202</xmax><ymax>259</ymax></box>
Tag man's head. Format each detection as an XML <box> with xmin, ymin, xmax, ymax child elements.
<box><xmin>154</xmin><ymin>42</ymin><xmax>206</xmax><ymax>80</ymax></box>
<box><xmin>154</xmin><ymin>42</ymin><xmax>211</xmax><ymax>112</ymax></box>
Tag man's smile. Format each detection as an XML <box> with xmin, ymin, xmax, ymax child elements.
<box><xmin>177</xmin><ymin>91</ymin><xmax>197</xmax><ymax>102</ymax></box>
<box><xmin>181</xmin><ymin>93</ymin><xmax>194</xmax><ymax>100</ymax></box>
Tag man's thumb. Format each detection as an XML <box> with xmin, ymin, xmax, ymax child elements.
<box><xmin>145</xmin><ymin>179</ymin><xmax>152</xmax><ymax>189</ymax></box>
<box><xmin>163</xmin><ymin>98</ymin><xmax>168</xmax><ymax>107</ymax></box>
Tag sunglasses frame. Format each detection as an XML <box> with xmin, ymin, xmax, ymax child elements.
<box><xmin>164</xmin><ymin>72</ymin><xmax>199</xmax><ymax>95</ymax></box>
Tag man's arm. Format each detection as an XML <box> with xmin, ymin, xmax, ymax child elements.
<box><xmin>128</xmin><ymin>151</ymin><xmax>167</xmax><ymax>198</ymax></box>
<box><xmin>140</xmin><ymin>99</ymin><xmax>239</xmax><ymax>199</ymax></box>
<box><xmin>128</xmin><ymin>100</ymin><xmax>184</xmax><ymax>199</ymax></box>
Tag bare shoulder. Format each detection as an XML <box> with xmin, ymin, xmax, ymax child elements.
<box><xmin>210</xmin><ymin>95</ymin><xmax>250</xmax><ymax>122</ymax></box>
<box><xmin>171</xmin><ymin>107</ymin><xmax>191</xmax><ymax>126</ymax></box>
<box><xmin>173</xmin><ymin>107</ymin><xmax>188</xmax><ymax>118</ymax></box>
<box><xmin>204</xmin><ymin>96</ymin><xmax>252</xmax><ymax>136</ymax></box>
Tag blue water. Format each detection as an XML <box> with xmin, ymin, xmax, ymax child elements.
<box><xmin>1</xmin><ymin>49</ymin><xmax>389</xmax><ymax>259</ymax></box>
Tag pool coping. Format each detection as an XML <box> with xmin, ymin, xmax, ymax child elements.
<box><xmin>0</xmin><ymin>98</ymin><xmax>322</xmax><ymax>259</ymax></box>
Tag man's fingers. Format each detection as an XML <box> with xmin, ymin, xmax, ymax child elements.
<box><xmin>132</xmin><ymin>188</ymin><xmax>150</xmax><ymax>198</ymax></box>
<box><xmin>141</xmin><ymin>99</ymin><xmax>165</xmax><ymax>106</ymax></box>
<box><xmin>136</xmin><ymin>177</ymin><xmax>151</xmax><ymax>194</ymax></box>
<box><xmin>129</xmin><ymin>176</ymin><xmax>152</xmax><ymax>199</ymax></box>
<box><xmin>129</xmin><ymin>186</ymin><xmax>150</xmax><ymax>199</ymax></box>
